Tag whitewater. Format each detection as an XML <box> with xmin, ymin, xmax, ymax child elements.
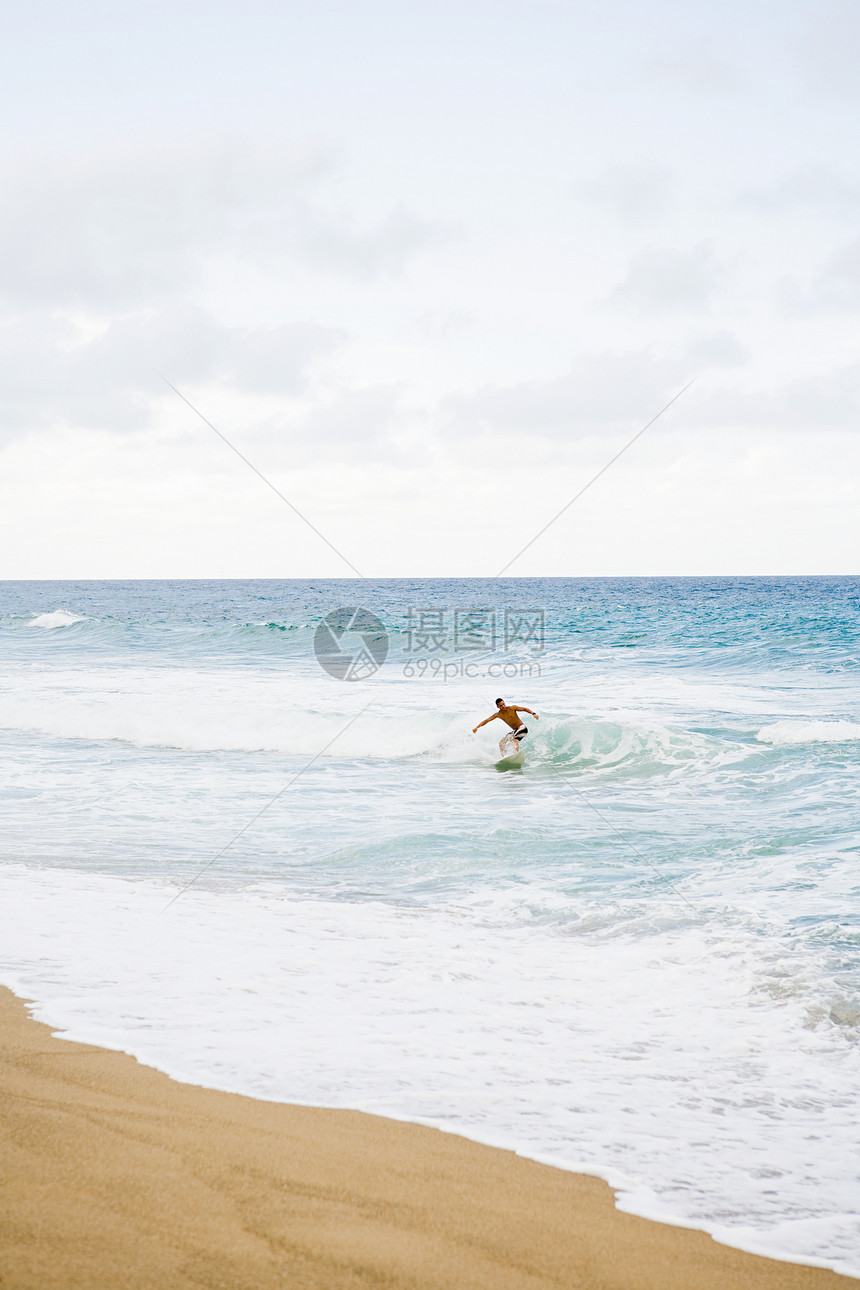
<box><xmin>1</xmin><ymin>577</ymin><xmax>858</xmax><ymax>1276</ymax></box>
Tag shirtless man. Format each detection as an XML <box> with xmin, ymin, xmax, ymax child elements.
<box><xmin>472</xmin><ymin>697</ymin><xmax>539</xmax><ymax>754</ymax></box>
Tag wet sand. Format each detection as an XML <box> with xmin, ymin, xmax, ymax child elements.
<box><xmin>0</xmin><ymin>985</ymin><xmax>853</xmax><ymax>1289</ymax></box>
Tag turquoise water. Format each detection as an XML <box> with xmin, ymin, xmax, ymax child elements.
<box><xmin>1</xmin><ymin>577</ymin><xmax>859</xmax><ymax>1273</ymax></box>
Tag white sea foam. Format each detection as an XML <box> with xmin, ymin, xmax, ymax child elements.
<box><xmin>0</xmin><ymin>668</ymin><xmax>467</xmax><ymax>757</ymax></box>
<box><xmin>0</xmin><ymin>664</ymin><xmax>723</xmax><ymax>779</ymax></box>
<box><xmin>26</xmin><ymin>610</ymin><xmax>86</xmax><ymax>629</ymax></box>
<box><xmin>1</xmin><ymin>864</ymin><xmax>858</xmax><ymax>1277</ymax></box>
<box><xmin>756</xmin><ymin>720</ymin><xmax>860</xmax><ymax>746</ymax></box>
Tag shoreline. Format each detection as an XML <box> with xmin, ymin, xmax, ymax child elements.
<box><xmin>1</xmin><ymin>985</ymin><xmax>854</xmax><ymax>1290</ymax></box>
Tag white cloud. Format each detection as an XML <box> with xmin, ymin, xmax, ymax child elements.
<box><xmin>689</xmin><ymin>364</ymin><xmax>860</xmax><ymax>432</ymax></box>
<box><xmin>0</xmin><ymin>0</ymin><xmax>857</xmax><ymax>575</ymax></box>
<box><xmin>744</xmin><ymin>164</ymin><xmax>860</xmax><ymax>218</ymax></box>
<box><xmin>641</xmin><ymin>53</ymin><xmax>745</xmax><ymax>94</ymax></box>
<box><xmin>442</xmin><ymin>350</ymin><xmax>691</xmax><ymax>442</ymax></box>
<box><xmin>574</xmin><ymin>162</ymin><xmax>675</xmax><ymax>225</ymax></box>
<box><xmin>795</xmin><ymin>0</ymin><xmax>860</xmax><ymax>98</ymax></box>
<box><xmin>0</xmin><ymin>307</ymin><xmax>344</xmax><ymax>438</ymax></box>
<box><xmin>777</xmin><ymin>237</ymin><xmax>860</xmax><ymax>313</ymax></box>
<box><xmin>441</xmin><ymin>345</ymin><xmax>859</xmax><ymax>454</ymax></box>
<box><xmin>243</xmin><ymin>382</ymin><xmax>415</xmax><ymax>465</ymax></box>
<box><xmin>301</xmin><ymin>204</ymin><xmax>452</xmax><ymax>279</ymax></box>
<box><xmin>609</xmin><ymin>243</ymin><xmax>724</xmax><ymax>314</ymax></box>
<box><xmin>683</xmin><ymin>330</ymin><xmax>749</xmax><ymax>369</ymax></box>
<box><xmin>0</xmin><ymin>133</ymin><xmax>446</xmax><ymax>449</ymax></box>
<box><xmin>0</xmin><ymin>137</ymin><xmax>444</xmax><ymax>311</ymax></box>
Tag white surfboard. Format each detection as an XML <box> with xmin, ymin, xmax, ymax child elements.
<box><xmin>496</xmin><ymin>734</ymin><xmax>525</xmax><ymax>769</ymax></box>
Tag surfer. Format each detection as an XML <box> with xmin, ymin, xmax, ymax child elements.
<box><xmin>472</xmin><ymin>698</ymin><xmax>539</xmax><ymax>755</ymax></box>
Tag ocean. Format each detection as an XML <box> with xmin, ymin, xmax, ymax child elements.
<box><xmin>1</xmin><ymin>576</ymin><xmax>859</xmax><ymax>1275</ymax></box>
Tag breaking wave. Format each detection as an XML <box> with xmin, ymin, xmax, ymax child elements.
<box><xmin>756</xmin><ymin>720</ymin><xmax>860</xmax><ymax>746</ymax></box>
<box><xmin>26</xmin><ymin>610</ymin><xmax>86</xmax><ymax>629</ymax></box>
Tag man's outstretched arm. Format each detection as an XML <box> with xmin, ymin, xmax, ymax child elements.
<box><xmin>472</xmin><ymin>714</ymin><xmax>499</xmax><ymax>733</ymax></box>
<box><xmin>514</xmin><ymin>706</ymin><xmax>539</xmax><ymax>720</ymax></box>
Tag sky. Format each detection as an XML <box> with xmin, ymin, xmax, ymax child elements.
<box><xmin>1</xmin><ymin>0</ymin><xmax>858</xmax><ymax>578</ymax></box>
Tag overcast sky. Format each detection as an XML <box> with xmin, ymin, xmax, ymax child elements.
<box><xmin>1</xmin><ymin>0</ymin><xmax>858</xmax><ymax>577</ymax></box>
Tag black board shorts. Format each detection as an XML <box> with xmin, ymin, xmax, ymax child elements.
<box><xmin>512</xmin><ymin>725</ymin><xmax>528</xmax><ymax>740</ymax></box>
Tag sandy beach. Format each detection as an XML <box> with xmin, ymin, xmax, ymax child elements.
<box><xmin>0</xmin><ymin>985</ymin><xmax>853</xmax><ymax>1290</ymax></box>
